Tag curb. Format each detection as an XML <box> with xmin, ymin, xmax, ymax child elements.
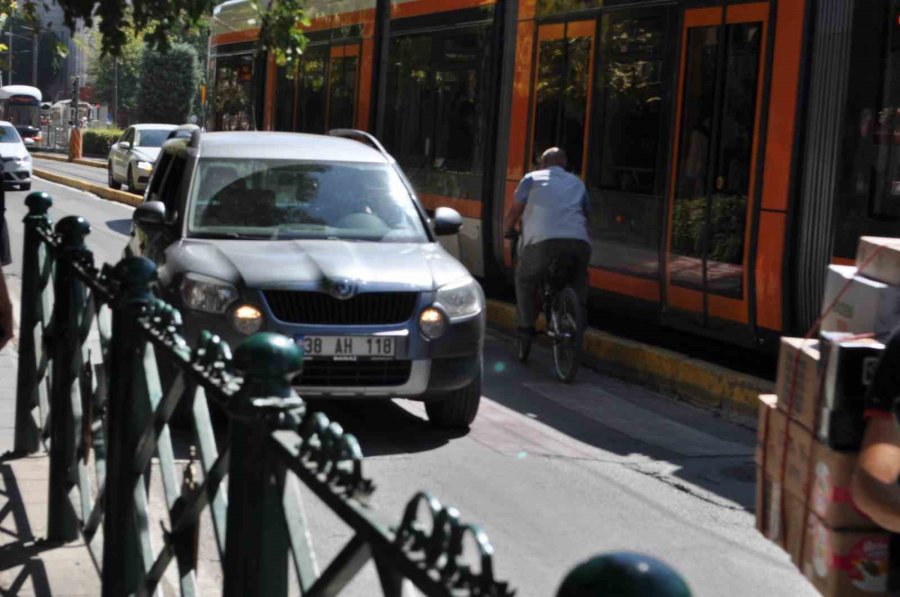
<box><xmin>32</xmin><ymin>167</ymin><xmax>142</xmax><ymax>208</ymax></box>
<box><xmin>486</xmin><ymin>299</ymin><xmax>772</xmax><ymax>421</ymax></box>
<box><xmin>33</xmin><ymin>153</ymin><xmax>106</xmax><ymax>169</ymax></box>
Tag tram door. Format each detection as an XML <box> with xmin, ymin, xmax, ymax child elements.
<box><xmin>664</xmin><ymin>4</ymin><xmax>768</xmax><ymax>325</ymax></box>
<box><xmin>530</xmin><ymin>21</ymin><xmax>596</xmax><ymax>178</ymax></box>
<box><xmin>326</xmin><ymin>44</ymin><xmax>360</xmax><ymax>130</ymax></box>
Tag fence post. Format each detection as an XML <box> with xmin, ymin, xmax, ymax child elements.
<box><xmin>223</xmin><ymin>333</ymin><xmax>304</xmax><ymax>597</ymax></box>
<box><xmin>14</xmin><ymin>191</ymin><xmax>53</xmax><ymax>455</ymax></box>
<box><xmin>101</xmin><ymin>257</ymin><xmax>157</xmax><ymax>596</ymax></box>
<box><xmin>46</xmin><ymin>215</ymin><xmax>91</xmax><ymax>542</ymax></box>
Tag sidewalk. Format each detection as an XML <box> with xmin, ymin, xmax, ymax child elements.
<box><xmin>0</xmin><ymin>273</ymin><xmax>101</xmax><ymax>595</ymax></box>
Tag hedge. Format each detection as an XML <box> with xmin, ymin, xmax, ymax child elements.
<box><xmin>82</xmin><ymin>128</ymin><xmax>123</xmax><ymax>157</ymax></box>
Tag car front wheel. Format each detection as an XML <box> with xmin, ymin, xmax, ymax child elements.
<box><xmin>108</xmin><ymin>163</ymin><xmax>117</xmax><ymax>189</ymax></box>
<box><xmin>127</xmin><ymin>165</ymin><xmax>137</xmax><ymax>192</ymax></box>
<box><xmin>424</xmin><ymin>363</ymin><xmax>482</xmax><ymax>429</ymax></box>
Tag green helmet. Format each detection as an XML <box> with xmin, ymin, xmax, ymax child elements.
<box><xmin>556</xmin><ymin>552</ymin><xmax>692</xmax><ymax>597</ymax></box>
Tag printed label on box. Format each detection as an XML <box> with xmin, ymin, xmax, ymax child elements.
<box><xmin>847</xmin><ymin>537</ymin><xmax>889</xmax><ymax>592</ymax></box>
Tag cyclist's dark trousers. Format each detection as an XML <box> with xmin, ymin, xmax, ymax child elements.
<box><xmin>515</xmin><ymin>238</ymin><xmax>591</xmax><ymax>329</ymax></box>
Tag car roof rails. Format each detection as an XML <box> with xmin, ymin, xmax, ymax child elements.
<box><xmin>327</xmin><ymin>128</ymin><xmax>392</xmax><ymax>162</ymax></box>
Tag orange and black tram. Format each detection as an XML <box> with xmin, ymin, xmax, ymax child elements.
<box><xmin>206</xmin><ymin>0</ymin><xmax>900</xmax><ymax>349</ymax></box>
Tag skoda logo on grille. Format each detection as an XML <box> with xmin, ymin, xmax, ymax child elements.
<box><xmin>329</xmin><ymin>279</ymin><xmax>356</xmax><ymax>300</ymax></box>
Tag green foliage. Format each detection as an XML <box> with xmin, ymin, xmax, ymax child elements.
<box><xmin>83</xmin><ymin>128</ymin><xmax>124</xmax><ymax>156</ymax></box>
<box><xmin>671</xmin><ymin>195</ymin><xmax>747</xmax><ymax>264</ymax></box>
<box><xmin>89</xmin><ymin>34</ymin><xmax>144</xmax><ymax>120</ymax></box>
<box><xmin>255</xmin><ymin>0</ymin><xmax>309</xmax><ymax>76</ymax></box>
<box><xmin>137</xmin><ymin>42</ymin><xmax>199</xmax><ymax>124</ymax></box>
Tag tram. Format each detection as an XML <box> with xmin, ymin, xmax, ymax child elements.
<box><xmin>207</xmin><ymin>0</ymin><xmax>900</xmax><ymax>349</ymax></box>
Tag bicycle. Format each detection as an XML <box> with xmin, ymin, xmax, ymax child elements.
<box><xmin>507</xmin><ymin>231</ymin><xmax>585</xmax><ymax>383</ymax></box>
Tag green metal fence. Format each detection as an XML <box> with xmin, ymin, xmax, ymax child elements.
<box><xmin>12</xmin><ymin>192</ymin><xmax>513</xmax><ymax>596</ymax></box>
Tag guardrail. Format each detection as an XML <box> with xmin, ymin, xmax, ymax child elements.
<box><xmin>11</xmin><ymin>191</ymin><xmax>692</xmax><ymax>596</ymax></box>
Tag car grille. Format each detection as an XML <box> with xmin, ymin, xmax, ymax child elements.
<box><xmin>264</xmin><ymin>291</ymin><xmax>418</xmax><ymax>325</ymax></box>
<box><xmin>297</xmin><ymin>360</ymin><xmax>412</xmax><ymax>387</ymax></box>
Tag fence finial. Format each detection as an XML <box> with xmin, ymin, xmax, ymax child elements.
<box><xmin>233</xmin><ymin>332</ymin><xmax>303</xmax><ymax>399</ymax></box>
<box><xmin>555</xmin><ymin>552</ymin><xmax>691</xmax><ymax>597</ymax></box>
<box><xmin>111</xmin><ymin>256</ymin><xmax>157</xmax><ymax>305</ymax></box>
<box><xmin>55</xmin><ymin>215</ymin><xmax>90</xmax><ymax>251</ymax></box>
<box><xmin>24</xmin><ymin>191</ymin><xmax>52</xmax><ymax>215</ymax></box>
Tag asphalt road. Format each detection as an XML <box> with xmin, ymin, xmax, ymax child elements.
<box><xmin>2</xmin><ymin>177</ymin><xmax>818</xmax><ymax>596</ymax></box>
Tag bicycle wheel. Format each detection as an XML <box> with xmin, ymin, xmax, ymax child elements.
<box><xmin>551</xmin><ymin>286</ymin><xmax>583</xmax><ymax>383</ymax></box>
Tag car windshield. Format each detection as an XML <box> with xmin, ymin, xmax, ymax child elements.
<box><xmin>136</xmin><ymin>129</ymin><xmax>171</xmax><ymax>148</ymax></box>
<box><xmin>187</xmin><ymin>158</ymin><xmax>428</xmax><ymax>243</ymax></box>
<box><xmin>0</xmin><ymin>126</ymin><xmax>22</xmax><ymax>144</ymax></box>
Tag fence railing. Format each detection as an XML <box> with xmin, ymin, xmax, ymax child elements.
<box><xmin>12</xmin><ymin>192</ymin><xmax>514</xmax><ymax>596</ymax></box>
<box><xmin>11</xmin><ymin>191</ymin><xmax>692</xmax><ymax>596</ymax></box>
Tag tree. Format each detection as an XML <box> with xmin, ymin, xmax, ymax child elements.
<box><xmin>3</xmin><ymin>0</ymin><xmax>309</xmax><ymax>67</ymax></box>
<box><xmin>136</xmin><ymin>42</ymin><xmax>199</xmax><ymax>124</ymax></box>
<box><xmin>89</xmin><ymin>33</ymin><xmax>143</xmax><ymax>124</ymax></box>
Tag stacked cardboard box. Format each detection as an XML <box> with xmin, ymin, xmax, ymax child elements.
<box><xmin>757</xmin><ymin>237</ymin><xmax>900</xmax><ymax>596</ymax></box>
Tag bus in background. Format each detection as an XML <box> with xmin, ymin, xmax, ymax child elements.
<box><xmin>0</xmin><ymin>85</ymin><xmax>43</xmax><ymax>147</ymax></box>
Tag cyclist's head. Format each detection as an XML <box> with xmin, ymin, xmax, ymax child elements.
<box><xmin>540</xmin><ymin>147</ymin><xmax>568</xmax><ymax>170</ymax></box>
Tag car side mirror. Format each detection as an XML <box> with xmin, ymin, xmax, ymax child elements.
<box><xmin>433</xmin><ymin>206</ymin><xmax>462</xmax><ymax>236</ymax></box>
<box><xmin>133</xmin><ymin>201</ymin><xmax>166</xmax><ymax>229</ymax></box>
<box><xmin>119</xmin><ymin>141</ymin><xmax>131</xmax><ymax>150</ymax></box>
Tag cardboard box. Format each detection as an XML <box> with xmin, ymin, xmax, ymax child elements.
<box><xmin>758</xmin><ymin>397</ymin><xmax>876</xmax><ymax>530</ymax></box>
<box><xmin>820</xmin><ymin>331</ymin><xmax>884</xmax><ymax>411</ymax></box>
<box><xmin>856</xmin><ymin>236</ymin><xmax>900</xmax><ymax>287</ymax></box>
<box><xmin>775</xmin><ymin>338</ymin><xmax>822</xmax><ymax>432</ymax></box>
<box><xmin>801</xmin><ymin>513</ymin><xmax>891</xmax><ymax>597</ymax></box>
<box><xmin>756</xmin><ymin>464</ymin><xmax>807</xmax><ymax>565</ymax></box>
<box><xmin>821</xmin><ymin>265</ymin><xmax>900</xmax><ymax>338</ymax></box>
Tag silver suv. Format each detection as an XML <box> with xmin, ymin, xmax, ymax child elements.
<box><xmin>127</xmin><ymin>130</ymin><xmax>484</xmax><ymax>428</ymax></box>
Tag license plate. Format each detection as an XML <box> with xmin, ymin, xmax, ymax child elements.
<box><xmin>298</xmin><ymin>336</ymin><xmax>399</xmax><ymax>359</ymax></box>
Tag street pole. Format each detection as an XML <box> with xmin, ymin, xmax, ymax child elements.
<box><xmin>112</xmin><ymin>57</ymin><xmax>118</xmax><ymax>128</ymax></box>
<box><xmin>32</xmin><ymin>31</ymin><xmax>37</xmax><ymax>86</ymax></box>
<box><xmin>7</xmin><ymin>23</ymin><xmax>12</xmax><ymax>86</ymax></box>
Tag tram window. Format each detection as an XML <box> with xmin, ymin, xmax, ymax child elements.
<box><xmin>296</xmin><ymin>45</ymin><xmax>328</xmax><ymax>134</ymax></box>
<box><xmin>531</xmin><ymin>28</ymin><xmax>593</xmax><ymax>175</ymax></box>
<box><xmin>383</xmin><ymin>27</ymin><xmax>490</xmax><ymax>201</ymax></box>
<box><xmin>590</xmin><ymin>13</ymin><xmax>664</xmax><ymax>195</ymax></box>
<box><xmin>212</xmin><ymin>54</ymin><xmax>255</xmax><ymax>132</ymax></box>
<box><xmin>328</xmin><ymin>54</ymin><xmax>358</xmax><ymax>130</ymax></box>
<box><xmin>587</xmin><ymin>10</ymin><xmax>668</xmax><ymax>278</ymax></box>
<box><xmin>670</xmin><ymin>22</ymin><xmax>762</xmax><ymax>297</ymax></box>
<box><xmin>274</xmin><ymin>65</ymin><xmax>295</xmax><ymax>132</ymax></box>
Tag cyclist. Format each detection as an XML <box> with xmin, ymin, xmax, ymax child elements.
<box><xmin>503</xmin><ymin>147</ymin><xmax>591</xmax><ymax>354</ymax></box>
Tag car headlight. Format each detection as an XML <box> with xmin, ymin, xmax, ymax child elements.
<box><xmin>419</xmin><ymin>306</ymin><xmax>448</xmax><ymax>340</ymax></box>
<box><xmin>231</xmin><ymin>304</ymin><xmax>264</xmax><ymax>335</ymax></box>
<box><xmin>180</xmin><ymin>273</ymin><xmax>238</xmax><ymax>314</ymax></box>
<box><xmin>18</xmin><ymin>154</ymin><xmax>30</xmax><ymax>163</ymax></box>
<box><xmin>434</xmin><ymin>278</ymin><xmax>484</xmax><ymax>320</ymax></box>
<box><xmin>137</xmin><ymin>161</ymin><xmax>153</xmax><ymax>171</ymax></box>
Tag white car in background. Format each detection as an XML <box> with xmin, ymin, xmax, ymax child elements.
<box><xmin>108</xmin><ymin>123</ymin><xmax>177</xmax><ymax>192</ymax></box>
<box><xmin>0</xmin><ymin>120</ymin><xmax>32</xmax><ymax>191</ymax></box>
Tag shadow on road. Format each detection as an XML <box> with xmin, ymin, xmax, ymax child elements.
<box><xmin>0</xmin><ymin>459</ymin><xmax>52</xmax><ymax>596</ymax></box>
<box><xmin>105</xmin><ymin>219</ymin><xmax>132</xmax><ymax>236</ymax></box>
